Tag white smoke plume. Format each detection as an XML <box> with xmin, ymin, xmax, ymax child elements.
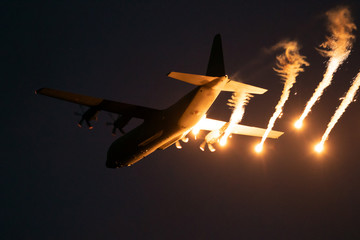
<box><xmin>219</xmin><ymin>91</ymin><xmax>252</xmax><ymax>146</ymax></box>
<box><xmin>315</xmin><ymin>71</ymin><xmax>360</xmax><ymax>152</ymax></box>
<box><xmin>295</xmin><ymin>6</ymin><xmax>357</xmax><ymax>128</ymax></box>
<box><xmin>200</xmin><ymin>91</ymin><xmax>252</xmax><ymax>151</ymax></box>
<box><xmin>256</xmin><ymin>41</ymin><xmax>309</xmax><ymax>152</ymax></box>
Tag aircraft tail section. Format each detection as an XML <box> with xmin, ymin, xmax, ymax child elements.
<box><xmin>167</xmin><ymin>72</ymin><xmax>217</xmax><ymax>85</ymax></box>
<box><xmin>167</xmin><ymin>72</ymin><xmax>267</xmax><ymax>94</ymax></box>
<box><xmin>167</xmin><ymin>34</ymin><xmax>267</xmax><ymax>95</ymax></box>
<box><xmin>206</xmin><ymin>34</ymin><xmax>225</xmax><ymax>77</ymax></box>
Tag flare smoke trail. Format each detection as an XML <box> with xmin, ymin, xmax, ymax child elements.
<box><xmin>219</xmin><ymin>91</ymin><xmax>252</xmax><ymax>145</ymax></box>
<box><xmin>256</xmin><ymin>41</ymin><xmax>309</xmax><ymax>152</ymax></box>
<box><xmin>295</xmin><ymin>6</ymin><xmax>356</xmax><ymax>128</ymax></box>
<box><xmin>201</xmin><ymin>91</ymin><xmax>251</xmax><ymax>151</ymax></box>
<box><xmin>315</xmin><ymin>71</ymin><xmax>360</xmax><ymax>152</ymax></box>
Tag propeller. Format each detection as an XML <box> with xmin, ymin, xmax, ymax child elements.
<box><xmin>199</xmin><ymin>141</ymin><xmax>216</xmax><ymax>152</ymax></box>
<box><xmin>175</xmin><ymin>141</ymin><xmax>182</xmax><ymax>149</ymax></box>
<box><xmin>106</xmin><ymin>114</ymin><xmax>131</xmax><ymax>136</ymax></box>
<box><xmin>174</xmin><ymin>135</ymin><xmax>190</xmax><ymax>150</ymax></box>
<box><xmin>74</xmin><ymin>105</ymin><xmax>99</xmax><ymax>129</ymax></box>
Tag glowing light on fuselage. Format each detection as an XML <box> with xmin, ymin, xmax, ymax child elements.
<box><xmin>175</xmin><ymin>141</ymin><xmax>182</xmax><ymax>149</ymax></box>
<box><xmin>219</xmin><ymin>137</ymin><xmax>227</xmax><ymax>146</ymax></box>
<box><xmin>192</xmin><ymin>127</ymin><xmax>200</xmax><ymax>138</ymax></box>
<box><xmin>191</xmin><ymin>115</ymin><xmax>207</xmax><ymax>138</ymax></box>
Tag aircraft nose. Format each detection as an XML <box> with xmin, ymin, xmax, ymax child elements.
<box><xmin>106</xmin><ymin>141</ymin><xmax>133</xmax><ymax>168</ymax></box>
<box><xmin>105</xmin><ymin>158</ymin><xmax>118</xmax><ymax>168</ymax></box>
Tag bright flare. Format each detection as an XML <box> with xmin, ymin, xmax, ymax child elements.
<box><xmin>315</xmin><ymin>142</ymin><xmax>324</xmax><ymax>153</ymax></box>
<box><xmin>255</xmin><ymin>143</ymin><xmax>263</xmax><ymax>153</ymax></box>
<box><xmin>219</xmin><ymin>137</ymin><xmax>227</xmax><ymax>146</ymax></box>
<box><xmin>259</xmin><ymin>41</ymin><xmax>309</xmax><ymax>147</ymax></box>
<box><xmin>294</xmin><ymin>120</ymin><xmax>303</xmax><ymax>129</ymax></box>
<box><xmin>191</xmin><ymin>115</ymin><xmax>207</xmax><ymax>138</ymax></box>
<box><xmin>317</xmin><ymin>71</ymin><xmax>360</xmax><ymax>149</ymax></box>
<box><xmin>175</xmin><ymin>141</ymin><xmax>182</xmax><ymax>149</ymax></box>
<box><xmin>220</xmin><ymin>91</ymin><xmax>252</xmax><ymax>146</ymax></box>
<box><xmin>202</xmin><ymin>92</ymin><xmax>251</xmax><ymax>151</ymax></box>
<box><xmin>296</xmin><ymin>7</ymin><xmax>356</xmax><ymax>128</ymax></box>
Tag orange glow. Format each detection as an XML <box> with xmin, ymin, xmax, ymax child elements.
<box><xmin>191</xmin><ymin>115</ymin><xmax>208</xmax><ymax>138</ymax></box>
<box><xmin>175</xmin><ymin>141</ymin><xmax>182</xmax><ymax>149</ymax></box>
<box><xmin>294</xmin><ymin>120</ymin><xmax>302</xmax><ymax>129</ymax></box>
<box><xmin>314</xmin><ymin>143</ymin><xmax>324</xmax><ymax>153</ymax></box>
<box><xmin>219</xmin><ymin>136</ymin><xmax>227</xmax><ymax>146</ymax></box>
<box><xmin>208</xmin><ymin>143</ymin><xmax>216</xmax><ymax>152</ymax></box>
<box><xmin>200</xmin><ymin>141</ymin><xmax>206</xmax><ymax>151</ymax></box>
<box><xmin>255</xmin><ymin>143</ymin><xmax>263</xmax><ymax>153</ymax></box>
<box><xmin>192</xmin><ymin>128</ymin><xmax>200</xmax><ymax>138</ymax></box>
<box><xmin>182</xmin><ymin>137</ymin><xmax>189</xmax><ymax>143</ymax></box>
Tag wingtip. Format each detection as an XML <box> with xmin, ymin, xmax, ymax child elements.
<box><xmin>273</xmin><ymin>131</ymin><xmax>285</xmax><ymax>139</ymax></box>
<box><xmin>35</xmin><ymin>88</ymin><xmax>43</xmax><ymax>95</ymax></box>
<box><xmin>260</xmin><ymin>88</ymin><xmax>268</xmax><ymax>94</ymax></box>
<box><xmin>249</xmin><ymin>86</ymin><xmax>268</xmax><ymax>95</ymax></box>
<box><xmin>35</xmin><ymin>88</ymin><xmax>48</xmax><ymax>95</ymax></box>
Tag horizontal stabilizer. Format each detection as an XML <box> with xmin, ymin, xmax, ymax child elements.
<box><xmin>36</xmin><ymin>88</ymin><xmax>160</xmax><ymax>119</ymax></box>
<box><xmin>198</xmin><ymin>118</ymin><xmax>283</xmax><ymax>139</ymax></box>
<box><xmin>168</xmin><ymin>72</ymin><xmax>267</xmax><ymax>94</ymax></box>
<box><xmin>222</xmin><ymin>80</ymin><xmax>267</xmax><ymax>94</ymax></box>
<box><xmin>167</xmin><ymin>72</ymin><xmax>218</xmax><ymax>86</ymax></box>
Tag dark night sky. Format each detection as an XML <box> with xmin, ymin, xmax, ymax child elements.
<box><xmin>2</xmin><ymin>1</ymin><xmax>360</xmax><ymax>239</ymax></box>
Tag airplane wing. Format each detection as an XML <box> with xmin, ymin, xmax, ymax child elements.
<box><xmin>36</xmin><ymin>88</ymin><xmax>160</xmax><ymax>119</ymax></box>
<box><xmin>198</xmin><ymin>118</ymin><xmax>283</xmax><ymax>139</ymax></box>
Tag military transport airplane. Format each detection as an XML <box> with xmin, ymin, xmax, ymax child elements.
<box><xmin>36</xmin><ymin>34</ymin><xmax>283</xmax><ymax>168</ymax></box>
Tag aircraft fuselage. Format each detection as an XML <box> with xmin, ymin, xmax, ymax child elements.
<box><xmin>37</xmin><ymin>34</ymin><xmax>283</xmax><ymax>169</ymax></box>
<box><xmin>106</xmin><ymin>76</ymin><xmax>229</xmax><ymax>167</ymax></box>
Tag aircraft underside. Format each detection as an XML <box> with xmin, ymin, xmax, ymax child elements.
<box><xmin>36</xmin><ymin>34</ymin><xmax>283</xmax><ymax>168</ymax></box>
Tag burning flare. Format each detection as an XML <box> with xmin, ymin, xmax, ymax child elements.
<box><xmin>200</xmin><ymin>92</ymin><xmax>252</xmax><ymax>152</ymax></box>
<box><xmin>201</xmin><ymin>91</ymin><xmax>251</xmax><ymax>151</ymax></box>
<box><xmin>315</xmin><ymin>142</ymin><xmax>324</xmax><ymax>153</ymax></box>
<box><xmin>295</xmin><ymin>6</ymin><xmax>356</xmax><ymax>129</ymax></box>
<box><xmin>257</xmin><ymin>41</ymin><xmax>309</xmax><ymax>152</ymax></box>
<box><xmin>315</xmin><ymin>71</ymin><xmax>360</xmax><ymax>152</ymax></box>
<box><xmin>255</xmin><ymin>143</ymin><xmax>263</xmax><ymax>153</ymax></box>
<box><xmin>192</xmin><ymin>115</ymin><xmax>207</xmax><ymax>139</ymax></box>
<box><xmin>220</xmin><ymin>92</ymin><xmax>252</xmax><ymax>144</ymax></box>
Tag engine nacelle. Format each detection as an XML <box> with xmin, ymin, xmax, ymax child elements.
<box><xmin>78</xmin><ymin>107</ymin><xmax>100</xmax><ymax>129</ymax></box>
<box><xmin>109</xmin><ymin>115</ymin><xmax>132</xmax><ymax>135</ymax></box>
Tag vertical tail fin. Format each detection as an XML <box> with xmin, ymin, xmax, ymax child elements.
<box><xmin>206</xmin><ymin>34</ymin><xmax>225</xmax><ymax>77</ymax></box>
